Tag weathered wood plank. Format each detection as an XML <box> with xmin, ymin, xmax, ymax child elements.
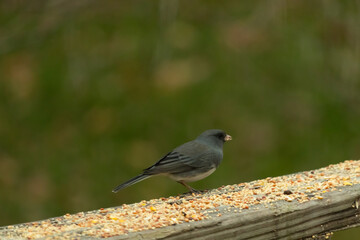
<box><xmin>111</xmin><ymin>185</ymin><xmax>359</xmax><ymax>240</ymax></box>
<box><xmin>1</xmin><ymin>160</ymin><xmax>360</xmax><ymax>240</ymax></box>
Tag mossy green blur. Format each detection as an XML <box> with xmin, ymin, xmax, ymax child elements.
<box><xmin>0</xmin><ymin>1</ymin><xmax>359</xmax><ymax>238</ymax></box>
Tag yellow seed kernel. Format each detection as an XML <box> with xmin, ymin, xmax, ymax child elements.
<box><xmin>343</xmin><ymin>181</ymin><xmax>352</xmax><ymax>186</ymax></box>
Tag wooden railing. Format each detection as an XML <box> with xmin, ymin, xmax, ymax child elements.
<box><xmin>1</xmin><ymin>160</ymin><xmax>359</xmax><ymax>240</ymax></box>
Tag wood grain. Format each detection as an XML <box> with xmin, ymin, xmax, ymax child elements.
<box><xmin>111</xmin><ymin>185</ymin><xmax>360</xmax><ymax>240</ymax></box>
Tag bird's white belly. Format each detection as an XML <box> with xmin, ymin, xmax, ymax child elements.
<box><xmin>168</xmin><ymin>167</ymin><xmax>216</xmax><ymax>182</ymax></box>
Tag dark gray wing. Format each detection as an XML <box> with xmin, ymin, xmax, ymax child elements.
<box><xmin>143</xmin><ymin>140</ymin><xmax>222</xmax><ymax>175</ymax></box>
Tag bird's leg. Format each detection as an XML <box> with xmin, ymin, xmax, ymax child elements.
<box><xmin>177</xmin><ymin>181</ymin><xmax>200</xmax><ymax>193</ymax></box>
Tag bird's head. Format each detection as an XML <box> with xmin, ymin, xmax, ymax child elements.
<box><xmin>197</xmin><ymin>129</ymin><xmax>232</xmax><ymax>148</ymax></box>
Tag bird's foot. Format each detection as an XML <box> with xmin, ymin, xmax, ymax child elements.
<box><xmin>187</xmin><ymin>188</ymin><xmax>206</xmax><ymax>195</ymax></box>
<box><xmin>190</xmin><ymin>188</ymin><xmax>202</xmax><ymax>194</ymax></box>
<box><xmin>177</xmin><ymin>181</ymin><xmax>207</xmax><ymax>195</ymax></box>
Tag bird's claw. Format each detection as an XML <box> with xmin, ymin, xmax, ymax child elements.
<box><xmin>190</xmin><ymin>188</ymin><xmax>202</xmax><ymax>194</ymax></box>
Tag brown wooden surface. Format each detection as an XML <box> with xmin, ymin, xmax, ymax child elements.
<box><xmin>110</xmin><ymin>185</ymin><xmax>360</xmax><ymax>240</ymax></box>
<box><xmin>1</xmin><ymin>161</ymin><xmax>360</xmax><ymax>240</ymax></box>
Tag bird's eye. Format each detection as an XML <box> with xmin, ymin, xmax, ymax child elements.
<box><xmin>216</xmin><ymin>133</ymin><xmax>225</xmax><ymax>139</ymax></box>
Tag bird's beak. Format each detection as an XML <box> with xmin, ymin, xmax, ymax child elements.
<box><xmin>224</xmin><ymin>134</ymin><xmax>232</xmax><ymax>141</ymax></box>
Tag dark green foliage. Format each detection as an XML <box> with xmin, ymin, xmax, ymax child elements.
<box><xmin>0</xmin><ymin>1</ymin><xmax>359</xmax><ymax>238</ymax></box>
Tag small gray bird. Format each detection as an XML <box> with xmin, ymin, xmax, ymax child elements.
<box><xmin>112</xmin><ymin>129</ymin><xmax>232</xmax><ymax>193</ymax></box>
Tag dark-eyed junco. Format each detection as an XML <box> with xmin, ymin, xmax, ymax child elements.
<box><xmin>112</xmin><ymin>129</ymin><xmax>232</xmax><ymax>193</ymax></box>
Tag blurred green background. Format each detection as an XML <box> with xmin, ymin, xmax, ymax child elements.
<box><xmin>1</xmin><ymin>0</ymin><xmax>360</xmax><ymax>238</ymax></box>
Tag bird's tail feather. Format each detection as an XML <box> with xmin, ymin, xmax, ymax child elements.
<box><xmin>112</xmin><ymin>174</ymin><xmax>150</xmax><ymax>193</ymax></box>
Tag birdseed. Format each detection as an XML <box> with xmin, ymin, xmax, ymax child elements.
<box><xmin>0</xmin><ymin>160</ymin><xmax>359</xmax><ymax>239</ymax></box>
